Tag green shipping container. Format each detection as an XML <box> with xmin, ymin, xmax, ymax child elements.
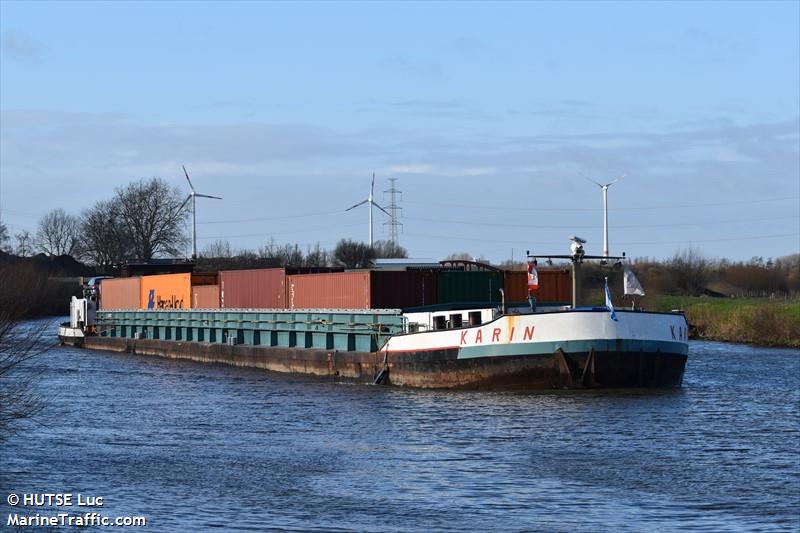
<box><xmin>436</xmin><ymin>271</ymin><xmax>504</xmax><ymax>305</ymax></box>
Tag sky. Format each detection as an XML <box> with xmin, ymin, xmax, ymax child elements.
<box><xmin>1</xmin><ymin>1</ymin><xmax>798</xmax><ymax>263</ymax></box>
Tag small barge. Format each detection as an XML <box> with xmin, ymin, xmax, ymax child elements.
<box><xmin>60</xmin><ymin>242</ymin><xmax>688</xmax><ymax>390</ymax></box>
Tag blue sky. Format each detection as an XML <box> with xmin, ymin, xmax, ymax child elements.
<box><xmin>1</xmin><ymin>1</ymin><xmax>798</xmax><ymax>262</ymax></box>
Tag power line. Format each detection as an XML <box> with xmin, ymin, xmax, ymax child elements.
<box><xmin>198</xmin><ymin>210</ymin><xmax>344</xmax><ymax>225</ymax></box>
<box><xmin>403</xmin><ymin>215</ymin><xmax>798</xmax><ymax>229</ymax></box>
<box><xmin>404</xmin><ymin>196</ymin><xmax>799</xmax><ymax>212</ymax></box>
<box><xmin>404</xmin><ymin>231</ymin><xmax>800</xmax><ymax>246</ymax></box>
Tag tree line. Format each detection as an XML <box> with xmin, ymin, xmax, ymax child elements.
<box><xmin>196</xmin><ymin>239</ymin><xmax>407</xmax><ymax>271</ymax></box>
<box><xmin>0</xmin><ymin>177</ymin><xmax>796</xmax><ymax>296</ymax></box>
<box><xmin>0</xmin><ymin>176</ymin><xmax>408</xmax><ymax>271</ymax></box>
<box><xmin>0</xmin><ymin>178</ymin><xmax>188</xmax><ymax>266</ymax></box>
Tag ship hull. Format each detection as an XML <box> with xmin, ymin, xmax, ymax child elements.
<box><xmin>70</xmin><ymin>332</ymin><xmax>687</xmax><ymax>390</ymax></box>
<box><xmin>386</xmin><ymin>348</ymin><xmax>686</xmax><ymax>389</ymax></box>
<box><xmin>58</xmin><ymin>323</ymin><xmax>85</xmax><ymax>347</ymax></box>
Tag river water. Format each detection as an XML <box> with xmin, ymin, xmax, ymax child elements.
<box><xmin>1</xmin><ymin>325</ymin><xmax>798</xmax><ymax>532</ymax></box>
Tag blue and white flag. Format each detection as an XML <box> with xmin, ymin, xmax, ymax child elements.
<box><xmin>604</xmin><ymin>277</ymin><xmax>618</xmax><ymax>321</ymax></box>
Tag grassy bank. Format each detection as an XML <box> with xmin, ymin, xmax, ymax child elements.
<box><xmin>650</xmin><ymin>296</ymin><xmax>800</xmax><ymax>348</ymax></box>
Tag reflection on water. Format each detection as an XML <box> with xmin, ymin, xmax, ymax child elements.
<box><xmin>1</xmin><ymin>329</ymin><xmax>798</xmax><ymax>531</ymax></box>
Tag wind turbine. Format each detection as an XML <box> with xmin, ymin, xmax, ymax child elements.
<box><xmin>179</xmin><ymin>165</ymin><xmax>222</xmax><ymax>260</ymax></box>
<box><xmin>586</xmin><ymin>174</ymin><xmax>625</xmax><ymax>257</ymax></box>
<box><xmin>345</xmin><ymin>172</ymin><xmax>390</xmax><ymax>247</ymax></box>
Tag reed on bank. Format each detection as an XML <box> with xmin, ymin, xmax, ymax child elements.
<box><xmin>651</xmin><ymin>296</ymin><xmax>800</xmax><ymax>348</ymax></box>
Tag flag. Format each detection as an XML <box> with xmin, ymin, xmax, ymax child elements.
<box><xmin>527</xmin><ymin>262</ymin><xmax>539</xmax><ymax>290</ymax></box>
<box><xmin>604</xmin><ymin>277</ymin><xmax>617</xmax><ymax>321</ymax></box>
<box><xmin>623</xmin><ymin>265</ymin><xmax>646</xmax><ymax>296</ymax></box>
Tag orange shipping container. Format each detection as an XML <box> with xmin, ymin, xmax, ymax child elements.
<box><xmin>503</xmin><ymin>269</ymin><xmax>571</xmax><ymax>303</ymax></box>
<box><xmin>140</xmin><ymin>273</ymin><xmax>191</xmax><ymax>310</ymax></box>
<box><xmin>99</xmin><ymin>277</ymin><xmax>141</xmax><ymax>309</ymax></box>
<box><xmin>192</xmin><ymin>284</ymin><xmax>220</xmax><ymax>308</ymax></box>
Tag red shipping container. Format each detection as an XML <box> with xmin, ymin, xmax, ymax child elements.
<box><xmin>220</xmin><ymin>268</ymin><xmax>287</xmax><ymax>309</ymax></box>
<box><xmin>503</xmin><ymin>269</ymin><xmax>571</xmax><ymax>303</ymax></box>
<box><xmin>287</xmin><ymin>270</ymin><xmax>437</xmax><ymax>310</ymax></box>
<box><xmin>503</xmin><ymin>271</ymin><xmax>529</xmax><ymax>302</ymax></box>
<box><xmin>99</xmin><ymin>277</ymin><xmax>141</xmax><ymax>309</ymax></box>
<box><xmin>370</xmin><ymin>270</ymin><xmax>437</xmax><ymax>309</ymax></box>
<box><xmin>192</xmin><ymin>284</ymin><xmax>220</xmax><ymax>308</ymax></box>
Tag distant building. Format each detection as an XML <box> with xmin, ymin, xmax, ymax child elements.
<box><xmin>701</xmin><ymin>281</ymin><xmax>741</xmax><ymax>298</ymax></box>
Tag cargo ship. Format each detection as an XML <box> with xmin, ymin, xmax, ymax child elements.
<box><xmin>59</xmin><ymin>242</ymin><xmax>689</xmax><ymax>389</ymax></box>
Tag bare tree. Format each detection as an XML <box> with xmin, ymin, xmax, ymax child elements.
<box><xmin>79</xmin><ymin>199</ymin><xmax>133</xmax><ymax>268</ymax></box>
<box><xmin>35</xmin><ymin>209</ymin><xmax>81</xmax><ymax>256</ymax></box>
<box><xmin>445</xmin><ymin>252</ymin><xmax>474</xmax><ymax>261</ymax></box>
<box><xmin>498</xmin><ymin>258</ymin><xmax>526</xmax><ymax>270</ymax></box>
<box><xmin>670</xmin><ymin>247</ymin><xmax>709</xmax><ymax>296</ymax></box>
<box><xmin>202</xmin><ymin>239</ymin><xmax>234</xmax><ymax>258</ymax></box>
<box><xmin>14</xmin><ymin>230</ymin><xmax>33</xmax><ymax>257</ymax></box>
<box><xmin>0</xmin><ymin>221</ymin><xmax>10</xmax><ymax>252</ymax></box>
<box><xmin>372</xmin><ymin>240</ymin><xmax>408</xmax><ymax>259</ymax></box>
<box><xmin>334</xmin><ymin>239</ymin><xmax>375</xmax><ymax>268</ymax></box>
<box><xmin>259</xmin><ymin>242</ymin><xmax>304</xmax><ymax>266</ymax></box>
<box><xmin>114</xmin><ymin>178</ymin><xmax>188</xmax><ymax>261</ymax></box>
<box><xmin>304</xmin><ymin>243</ymin><xmax>330</xmax><ymax>267</ymax></box>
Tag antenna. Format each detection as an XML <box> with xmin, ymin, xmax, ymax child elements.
<box><xmin>383</xmin><ymin>177</ymin><xmax>403</xmax><ymax>246</ymax></box>
<box><xmin>179</xmin><ymin>165</ymin><xmax>222</xmax><ymax>260</ymax></box>
<box><xmin>345</xmin><ymin>172</ymin><xmax>390</xmax><ymax>247</ymax></box>
<box><xmin>585</xmin><ymin>174</ymin><xmax>625</xmax><ymax>257</ymax></box>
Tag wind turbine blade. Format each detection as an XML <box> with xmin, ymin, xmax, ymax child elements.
<box><xmin>345</xmin><ymin>199</ymin><xmax>368</xmax><ymax>211</ymax></box>
<box><xmin>371</xmin><ymin>172</ymin><xmax>375</xmax><ymax>197</ymax></box>
<box><xmin>182</xmin><ymin>165</ymin><xmax>196</xmax><ymax>192</ymax></box>
<box><xmin>374</xmin><ymin>202</ymin><xmax>391</xmax><ymax>216</ymax></box>
<box><xmin>179</xmin><ymin>194</ymin><xmax>192</xmax><ymax>212</ymax></box>
<box><xmin>583</xmin><ymin>176</ymin><xmax>603</xmax><ymax>188</ymax></box>
<box><xmin>195</xmin><ymin>193</ymin><xmax>222</xmax><ymax>200</ymax></box>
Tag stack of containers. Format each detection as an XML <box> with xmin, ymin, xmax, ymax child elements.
<box><xmin>102</xmin><ymin>265</ymin><xmax>574</xmax><ymax>312</ymax></box>
<box><xmin>100</xmin><ymin>272</ymin><xmax>220</xmax><ymax>310</ymax></box>
<box><xmin>190</xmin><ymin>272</ymin><xmax>219</xmax><ymax>308</ymax></box>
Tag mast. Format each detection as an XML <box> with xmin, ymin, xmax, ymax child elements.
<box><xmin>602</xmin><ymin>185</ymin><xmax>609</xmax><ymax>257</ymax></box>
